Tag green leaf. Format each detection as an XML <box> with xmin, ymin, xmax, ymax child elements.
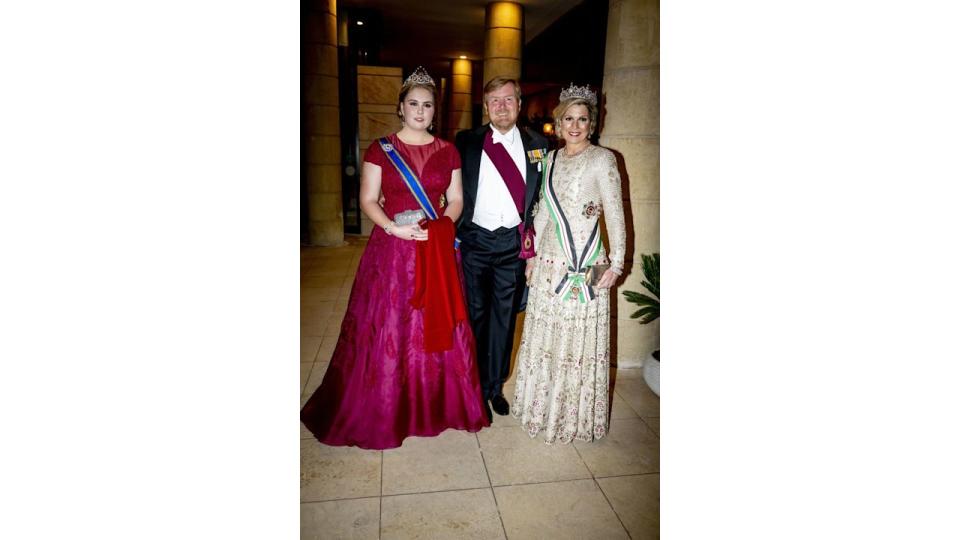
<box><xmin>639</xmin><ymin>312</ymin><xmax>659</xmax><ymax>324</ymax></box>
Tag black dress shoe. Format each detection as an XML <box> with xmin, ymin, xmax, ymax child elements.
<box><xmin>484</xmin><ymin>400</ymin><xmax>493</xmax><ymax>422</ymax></box>
<box><xmin>490</xmin><ymin>394</ymin><xmax>510</xmax><ymax>416</ymax></box>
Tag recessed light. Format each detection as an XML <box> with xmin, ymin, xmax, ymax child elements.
<box><xmin>356</xmin><ymin>20</ymin><xmax>364</xmax><ymax>26</ymax></box>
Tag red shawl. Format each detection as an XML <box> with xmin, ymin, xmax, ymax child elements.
<box><xmin>410</xmin><ymin>216</ymin><xmax>468</xmax><ymax>352</ymax></box>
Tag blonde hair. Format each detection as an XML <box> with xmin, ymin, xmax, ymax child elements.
<box><xmin>552</xmin><ymin>98</ymin><xmax>598</xmax><ymax>138</ymax></box>
<box><xmin>483</xmin><ymin>76</ymin><xmax>521</xmax><ymax>100</ymax></box>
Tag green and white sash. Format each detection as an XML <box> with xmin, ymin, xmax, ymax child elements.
<box><xmin>542</xmin><ymin>151</ymin><xmax>601</xmax><ymax>303</ymax></box>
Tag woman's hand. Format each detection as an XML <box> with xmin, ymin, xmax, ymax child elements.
<box><xmin>389</xmin><ymin>223</ymin><xmax>428</xmax><ymax>241</ymax></box>
<box><xmin>596</xmin><ymin>269</ymin><xmax>620</xmax><ymax>289</ymax></box>
<box><xmin>525</xmin><ymin>259</ymin><xmax>535</xmax><ymax>285</ymax></box>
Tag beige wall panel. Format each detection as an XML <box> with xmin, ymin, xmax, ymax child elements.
<box><xmin>452</xmin><ymin>77</ymin><xmax>472</xmax><ymax>94</ymax></box>
<box><xmin>358</xmin><ymin>65</ymin><xmax>402</xmax><ymax>77</ymax></box>
<box><xmin>305</xmin><ymin>74</ymin><xmax>340</xmax><ymax>106</ymax></box>
<box><xmin>614</xmin><ymin>318</ymin><xmax>658</xmax><ymax>367</ymax></box>
<box><xmin>358</xmin><ymin>103</ymin><xmax>398</xmax><ymax>114</ymax></box>
<box><xmin>358</xmin><ymin>140</ymin><xmax>371</xmax><ymax>157</ymax></box>
<box><xmin>308</xmin><ymin>192</ymin><xmax>343</xmax><ymax>217</ymax></box>
<box><xmin>304</xmin><ymin>12</ymin><xmax>322</xmax><ymax>42</ymax></box>
<box><xmin>604</xmin><ymin>0</ymin><xmax>659</xmax><ymax>69</ymax></box>
<box><xmin>305</xmin><ymin>11</ymin><xmax>337</xmax><ymax>47</ymax></box>
<box><xmin>600</xmin><ymin>68</ymin><xmax>659</xmax><ymax>136</ymax></box>
<box><xmin>452</xmin><ymin>60</ymin><xmax>472</xmax><ymax>76</ymax></box>
<box><xmin>307</xmin><ymin>165</ymin><xmax>342</xmax><ymax>193</ymax></box>
<box><xmin>486</xmin><ymin>2</ymin><xmax>523</xmax><ymax>28</ymax></box>
<box><xmin>307</xmin><ymin>105</ymin><xmax>341</xmax><ymax>136</ymax></box>
<box><xmin>308</xmin><ymin>135</ymin><xmax>341</xmax><ymax>165</ymax></box>
<box><xmin>322</xmin><ymin>11</ymin><xmax>337</xmax><ymax>47</ymax></box>
<box><xmin>305</xmin><ymin>45</ymin><xmax>338</xmax><ymax>77</ymax></box>
<box><xmin>359</xmin><ymin>112</ymin><xmax>400</xmax><ymax>141</ymax></box>
<box><xmin>448</xmin><ymin>111</ymin><xmax>472</xmax><ymax>129</ymax></box>
<box><xmin>599</xmin><ymin>135</ymin><xmax>660</xmax><ymax>201</ymax></box>
<box><xmin>483</xmin><ymin>58</ymin><xmax>521</xmax><ymax>84</ymax></box>
<box><xmin>485</xmin><ymin>28</ymin><xmax>522</xmax><ymax>59</ymax></box>
<box><xmin>357</xmin><ymin>75</ymin><xmax>402</xmax><ymax>106</ymax></box>
<box><xmin>450</xmin><ymin>93</ymin><xmax>472</xmax><ymax>112</ymax></box>
<box><xmin>359</xmin><ymin>215</ymin><xmax>375</xmax><ymax>236</ymax></box>
<box><xmin>310</xmin><ymin>219</ymin><xmax>344</xmax><ymax>246</ymax></box>
<box><xmin>622</xmin><ymin>200</ymin><xmax>659</xmax><ymax>265</ymax></box>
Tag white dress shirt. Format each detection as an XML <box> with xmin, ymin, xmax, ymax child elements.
<box><xmin>473</xmin><ymin>125</ymin><xmax>527</xmax><ymax>231</ymax></box>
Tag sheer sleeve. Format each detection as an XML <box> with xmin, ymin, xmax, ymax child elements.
<box><xmin>448</xmin><ymin>143</ymin><xmax>462</xmax><ymax>170</ymax></box>
<box><xmin>598</xmin><ymin>149</ymin><xmax>627</xmax><ymax>273</ymax></box>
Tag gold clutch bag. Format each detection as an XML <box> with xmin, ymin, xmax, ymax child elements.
<box><xmin>584</xmin><ymin>264</ymin><xmax>610</xmax><ymax>287</ymax></box>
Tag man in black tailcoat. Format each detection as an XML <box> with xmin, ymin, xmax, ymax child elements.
<box><xmin>455</xmin><ymin>76</ymin><xmax>548</xmax><ymax>422</ymax></box>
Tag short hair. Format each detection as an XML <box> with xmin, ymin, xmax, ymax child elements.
<box><xmin>552</xmin><ymin>98</ymin><xmax>599</xmax><ymax>137</ymax></box>
<box><xmin>483</xmin><ymin>76</ymin><xmax>521</xmax><ymax>100</ymax></box>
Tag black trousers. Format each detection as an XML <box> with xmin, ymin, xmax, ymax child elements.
<box><xmin>459</xmin><ymin>222</ymin><xmax>525</xmax><ymax>400</ymax></box>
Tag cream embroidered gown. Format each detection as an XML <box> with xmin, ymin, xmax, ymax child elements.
<box><xmin>512</xmin><ymin>145</ymin><xmax>627</xmax><ymax>444</ymax></box>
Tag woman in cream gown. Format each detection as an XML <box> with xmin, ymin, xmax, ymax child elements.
<box><xmin>512</xmin><ymin>84</ymin><xmax>626</xmax><ymax>444</ymax></box>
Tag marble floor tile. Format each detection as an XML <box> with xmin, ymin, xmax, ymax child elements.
<box><xmin>301</xmin><ymin>287</ymin><xmax>342</xmax><ymax>305</ymax></box>
<box><xmin>478</xmin><ymin>426</ymin><xmax>592</xmax><ymax>486</ymax></box>
<box><xmin>574</xmin><ymin>418</ymin><xmax>659</xmax><ymax>477</ymax></box>
<box><xmin>300</xmin><ymin>497</ymin><xmax>380</xmax><ymax>540</ymax></box>
<box><xmin>642</xmin><ymin>416</ymin><xmax>659</xmax><ymax>437</ymax></box>
<box><xmin>315</xmin><ymin>337</ymin><xmax>338</xmax><ymax>363</ymax></box>
<box><xmin>597</xmin><ymin>474</ymin><xmax>659</xmax><ymax>540</ymax></box>
<box><xmin>494</xmin><ymin>479</ymin><xmax>629</xmax><ymax>539</ymax></box>
<box><xmin>380</xmin><ymin>488</ymin><xmax>505</xmax><ymax>540</ymax></box>
<box><xmin>301</xmin><ymin>273</ymin><xmax>347</xmax><ymax>289</ymax></box>
<box><xmin>300</xmin><ymin>243</ymin><xmax>658</xmax><ymax>538</ymax></box>
<box><xmin>609</xmin><ymin>390</ymin><xmax>640</xmax><ymax>420</ymax></box>
<box><xmin>301</xmin><ymin>336</ymin><xmax>322</xmax><ymax>364</ymax></box>
<box><xmin>300</xmin><ymin>363</ymin><xmax>314</xmax><ymax>395</ymax></box>
<box><xmin>300</xmin><ymin>307</ymin><xmax>332</xmax><ymax>338</ymax></box>
<box><xmin>303</xmin><ymin>258</ymin><xmax>357</xmax><ymax>276</ymax></box>
<box><xmin>334</xmin><ymin>295</ymin><xmax>352</xmax><ymax>310</ymax></box>
<box><xmin>611</xmin><ymin>367</ymin><xmax>644</xmax><ymax>380</ymax></box>
<box><xmin>302</xmin><ymin>362</ymin><xmax>329</xmax><ymax>399</ymax></box>
<box><xmin>612</xmin><ymin>377</ymin><xmax>659</xmax><ymax>417</ymax></box>
<box><xmin>300</xmin><ymin>438</ymin><xmax>381</xmax><ymax>502</ymax></box>
<box><xmin>324</xmin><ymin>316</ymin><xmax>345</xmax><ymax>337</ymax></box>
<box><xmin>382</xmin><ymin>429</ymin><xmax>489</xmax><ymax>496</ymax></box>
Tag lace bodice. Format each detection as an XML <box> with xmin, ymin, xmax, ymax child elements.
<box><xmin>532</xmin><ymin>145</ymin><xmax>626</xmax><ymax>274</ymax></box>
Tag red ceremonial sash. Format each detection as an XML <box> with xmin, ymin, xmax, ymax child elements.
<box><xmin>482</xmin><ymin>129</ymin><xmax>525</xmax><ymax>217</ymax></box>
<box><xmin>482</xmin><ymin>129</ymin><xmax>537</xmax><ymax>258</ymax></box>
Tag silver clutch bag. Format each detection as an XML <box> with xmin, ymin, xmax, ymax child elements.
<box><xmin>585</xmin><ymin>264</ymin><xmax>610</xmax><ymax>287</ymax></box>
<box><xmin>393</xmin><ymin>209</ymin><xmax>426</xmax><ymax>226</ymax></box>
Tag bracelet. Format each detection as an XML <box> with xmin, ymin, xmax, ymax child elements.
<box><xmin>384</xmin><ymin>221</ymin><xmax>396</xmax><ymax>236</ymax></box>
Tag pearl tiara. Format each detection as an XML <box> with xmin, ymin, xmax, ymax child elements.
<box><xmin>403</xmin><ymin>66</ymin><xmax>435</xmax><ymax>87</ymax></box>
<box><xmin>558</xmin><ymin>83</ymin><xmax>597</xmax><ymax>106</ymax></box>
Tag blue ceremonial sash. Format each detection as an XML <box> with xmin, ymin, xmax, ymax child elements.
<box><xmin>542</xmin><ymin>150</ymin><xmax>601</xmax><ymax>303</ymax></box>
<box><xmin>378</xmin><ymin>137</ymin><xmax>459</xmax><ymax>249</ymax></box>
<box><xmin>378</xmin><ymin>137</ymin><xmax>439</xmax><ymax>220</ymax></box>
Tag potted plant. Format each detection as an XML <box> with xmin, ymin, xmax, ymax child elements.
<box><xmin>623</xmin><ymin>253</ymin><xmax>659</xmax><ymax>395</ymax></box>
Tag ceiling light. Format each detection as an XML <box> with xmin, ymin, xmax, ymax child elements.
<box><xmin>356</xmin><ymin>20</ymin><xmax>364</xmax><ymax>26</ymax></box>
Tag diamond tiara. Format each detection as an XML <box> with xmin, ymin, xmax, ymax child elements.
<box><xmin>403</xmin><ymin>66</ymin><xmax>435</xmax><ymax>87</ymax></box>
<box><xmin>558</xmin><ymin>83</ymin><xmax>597</xmax><ymax>105</ymax></box>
